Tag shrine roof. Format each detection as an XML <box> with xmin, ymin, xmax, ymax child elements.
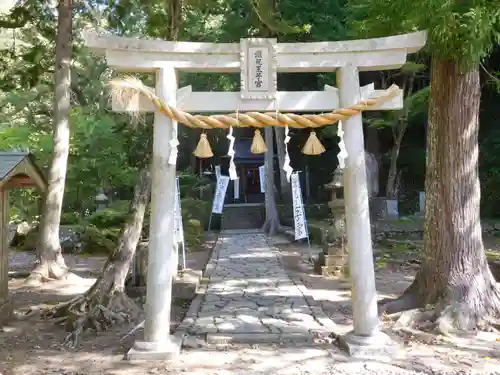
<box><xmin>0</xmin><ymin>151</ymin><xmax>46</xmax><ymax>190</ymax></box>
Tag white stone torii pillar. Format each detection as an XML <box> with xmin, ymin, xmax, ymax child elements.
<box><xmin>338</xmin><ymin>64</ymin><xmax>380</xmax><ymax>342</ymax></box>
<box><xmin>84</xmin><ymin>31</ymin><xmax>427</xmax><ymax>359</ymax></box>
<box><xmin>129</xmin><ymin>67</ymin><xmax>181</xmax><ymax>358</ymax></box>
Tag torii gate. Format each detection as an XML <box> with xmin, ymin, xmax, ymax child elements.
<box><xmin>84</xmin><ymin>31</ymin><xmax>426</xmax><ymax>359</ymax></box>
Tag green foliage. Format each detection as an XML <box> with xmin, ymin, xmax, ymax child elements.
<box><xmin>60</xmin><ymin>211</ymin><xmax>82</xmax><ymax>225</ymax></box>
<box><xmin>87</xmin><ymin>208</ymin><xmax>127</xmax><ymax>229</ymax></box>
<box><xmin>181</xmin><ymin>198</ymin><xmax>211</xmax><ymax>228</ymax></box>
<box><xmin>347</xmin><ymin>0</ymin><xmax>500</xmax><ymax>66</ymax></box>
<box><xmin>80</xmin><ymin>226</ymin><xmax>116</xmax><ymax>254</ymax></box>
<box><xmin>178</xmin><ymin>171</ymin><xmax>214</xmax><ymax>200</ymax></box>
<box><xmin>185</xmin><ymin>218</ymin><xmax>203</xmax><ymax>249</ymax></box>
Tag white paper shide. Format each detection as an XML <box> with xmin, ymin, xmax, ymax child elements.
<box><xmin>212</xmin><ymin>175</ymin><xmax>230</xmax><ymax>214</ymax></box>
<box><xmin>291</xmin><ymin>173</ymin><xmax>307</xmax><ymax>240</ymax></box>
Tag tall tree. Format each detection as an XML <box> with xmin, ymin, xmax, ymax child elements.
<box><xmin>349</xmin><ymin>0</ymin><xmax>500</xmax><ymax>331</ymax></box>
<box><xmin>251</xmin><ymin>0</ymin><xmax>288</xmax><ymax>235</ymax></box>
<box><xmin>274</xmin><ymin>126</ymin><xmax>290</xmax><ymax>198</ymax></box>
<box><xmin>262</xmin><ymin>126</ymin><xmax>281</xmax><ymax>235</ymax></box>
<box><xmin>26</xmin><ymin>0</ymin><xmax>73</xmax><ymax>285</ymax></box>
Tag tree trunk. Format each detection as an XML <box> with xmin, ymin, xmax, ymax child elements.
<box><xmin>166</xmin><ymin>0</ymin><xmax>183</xmax><ymax>41</ymax></box>
<box><xmin>262</xmin><ymin>127</ymin><xmax>281</xmax><ymax>236</ymax></box>
<box><xmin>274</xmin><ymin>127</ymin><xmax>290</xmax><ymax>198</ymax></box>
<box><xmin>26</xmin><ymin>0</ymin><xmax>73</xmax><ymax>285</ymax></box>
<box><xmin>386</xmin><ymin>127</ymin><xmax>405</xmax><ymax>199</ymax></box>
<box><xmin>383</xmin><ymin>58</ymin><xmax>500</xmax><ymax>331</ymax></box>
<box><xmin>47</xmin><ymin>168</ymin><xmax>151</xmax><ymax>347</ymax></box>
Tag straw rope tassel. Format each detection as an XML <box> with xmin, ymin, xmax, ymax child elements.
<box><xmin>251</xmin><ymin>129</ymin><xmax>267</xmax><ymax>154</ymax></box>
<box><xmin>193</xmin><ymin>133</ymin><xmax>213</xmax><ymax>158</ymax></box>
<box><xmin>302</xmin><ymin>131</ymin><xmax>325</xmax><ymax>155</ymax></box>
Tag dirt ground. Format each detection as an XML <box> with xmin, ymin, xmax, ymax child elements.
<box><xmin>2</xmin><ymin>234</ymin><xmax>500</xmax><ymax>375</ymax></box>
<box><xmin>276</xmin><ymin>234</ymin><xmax>500</xmax><ymax>374</ymax></box>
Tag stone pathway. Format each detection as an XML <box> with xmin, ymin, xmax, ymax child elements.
<box><xmin>178</xmin><ymin>231</ymin><xmax>336</xmax><ymax>343</ymax></box>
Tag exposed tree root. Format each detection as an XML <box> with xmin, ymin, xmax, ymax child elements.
<box><xmin>379</xmin><ymin>293</ymin><xmax>420</xmax><ymax>316</ymax></box>
<box><xmin>24</xmin><ymin>259</ymin><xmax>80</xmax><ymax>287</ymax></box>
<box><xmin>44</xmin><ymin>289</ymin><xmax>140</xmax><ymax>348</ymax></box>
<box><xmin>381</xmin><ymin>284</ymin><xmax>500</xmax><ymax>336</ymax></box>
<box><xmin>38</xmin><ymin>168</ymin><xmax>151</xmax><ymax>348</ymax></box>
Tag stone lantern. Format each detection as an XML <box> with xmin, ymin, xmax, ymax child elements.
<box><xmin>317</xmin><ymin>167</ymin><xmax>348</xmax><ymax>277</ymax></box>
<box><xmin>95</xmin><ymin>187</ymin><xmax>109</xmax><ymax>212</ymax></box>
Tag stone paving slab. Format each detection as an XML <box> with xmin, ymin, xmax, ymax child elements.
<box><xmin>178</xmin><ymin>231</ymin><xmax>337</xmax><ymax>343</ymax></box>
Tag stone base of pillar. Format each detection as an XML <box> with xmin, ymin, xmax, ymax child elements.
<box><xmin>337</xmin><ymin>330</ymin><xmax>399</xmax><ymax>358</ymax></box>
<box><xmin>126</xmin><ymin>335</ymin><xmax>182</xmax><ymax>361</ymax></box>
<box><xmin>317</xmin><ymin>242</ymin><xmax>349</xmax><ymax>277</ymax></box>
<box><xmin>321</xmin><ymin>264</ymin><xmax>349</xmax><ymax>277</ymax></box>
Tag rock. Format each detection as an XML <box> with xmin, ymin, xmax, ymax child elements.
<box><xmin>182</xmin><ymin>335</ymin><xmax>207</xmax><ymax>349</ymax></box>
<box><xmin>21</xmin><ymin>229</ymin><xmax>38</xmax><ymax>251</ymax></box>
<box><xmin>10</xmin><ymin>222</ymin><xmax>83</xmax><ymax>253</ymax></box>
<box><xmin>60</xmin><ymin>226</ymin><xmax>83</xmax><ymax>253</ymax></box>
<box><xmin>9</xmin><ymin>221</ymin><xmax>35</xmax><ymax>247</ymax></box>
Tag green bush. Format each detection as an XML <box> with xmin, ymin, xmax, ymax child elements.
<box><xmin>107</xmin><ymin>200</ymin><xmax>131</xmax><ymax>212</ymax></box>
<box><xmin>178</xmin><ymin>172</ymin><xmax>214</xmax><ymax>200</ymax></box>
<box><xmin>185</xmin><ymin>219</ymin><xmax>203</xmax><ymax>249</ymax></box>
<box><xmin>87</xmin><ymin>208</ymin><xmax>127</xmax><ymax>228</ymax></box>
<box><xmin>181</xmin><ymin>198</ymin><xmax>211</xmax><ymax>228</ymax></box>
<box><xmin>60</xmin><ymin>211</ymin><xmax>82</xmax><ymax>225</ymax></box>
<box><xmin>81</xmin><ymin>226</ymin><xmax>116</xmax><ymax>254</ymax></box>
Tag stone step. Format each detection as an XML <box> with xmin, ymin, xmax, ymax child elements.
<box><xmin>221</xmin><ymin>205</ymin><xmax>264</xmax><ymax>230</ymax></box>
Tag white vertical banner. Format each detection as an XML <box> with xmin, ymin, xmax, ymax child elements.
<box><xmin>259</xmin><ymin>164</ymin><xmax>266</xmax><ymax>193</ymax></box>
<box><xmin>212</xmin><ymin>175</ymin><xmax>230</xmax><ymax>214</ymax></box>
<box><xmin>234</xmin><ymin>178</ymin><xmax>240</xmax><ymax>200</ymax></box>
<box><xmin>215</xmin><ymin>165</ymin><xmax>221</xmax><ymax>181</ymax></box>
<box><xmin>174</xmin><ymin>177</ymin><xmax>184</xmax><ymax>244</ymax></box>
<box><xmin>291</xmin><ymin>173</ymin><xmax>307</xmax><ymax>240</ymax></box>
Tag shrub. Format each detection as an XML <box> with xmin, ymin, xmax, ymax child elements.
<box><xmin>107</xmin><ymin>200</ymin><xmax>131</xmax><ymax>212</ymax></box>
<box><xmin>185</xmin><ymin>219</ymin><xmax>203</xmax><ymax>249</ymax></box>
<box><xmin>178</xmin><ymin>172</ymin><xmax>214</xmax><ymax>200</ymax></box>
<box><xmin>80</xmin><ymin>226</ymin><xmax>116</xmax><ymax>254</ymax></box>
<box><xmin>60</xmin><ymin>211</ymin><xmax>82</xmax><ymax>225</ymax></box>
<box><xmin>181</xmin><ymin>198</ymin><xmax>211</xmax><ymax>227</ymax></box>
<box><xmin>87</xmin><ymin>208</ymin><xmax>127</xmax><ymax>228</ymax></box>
